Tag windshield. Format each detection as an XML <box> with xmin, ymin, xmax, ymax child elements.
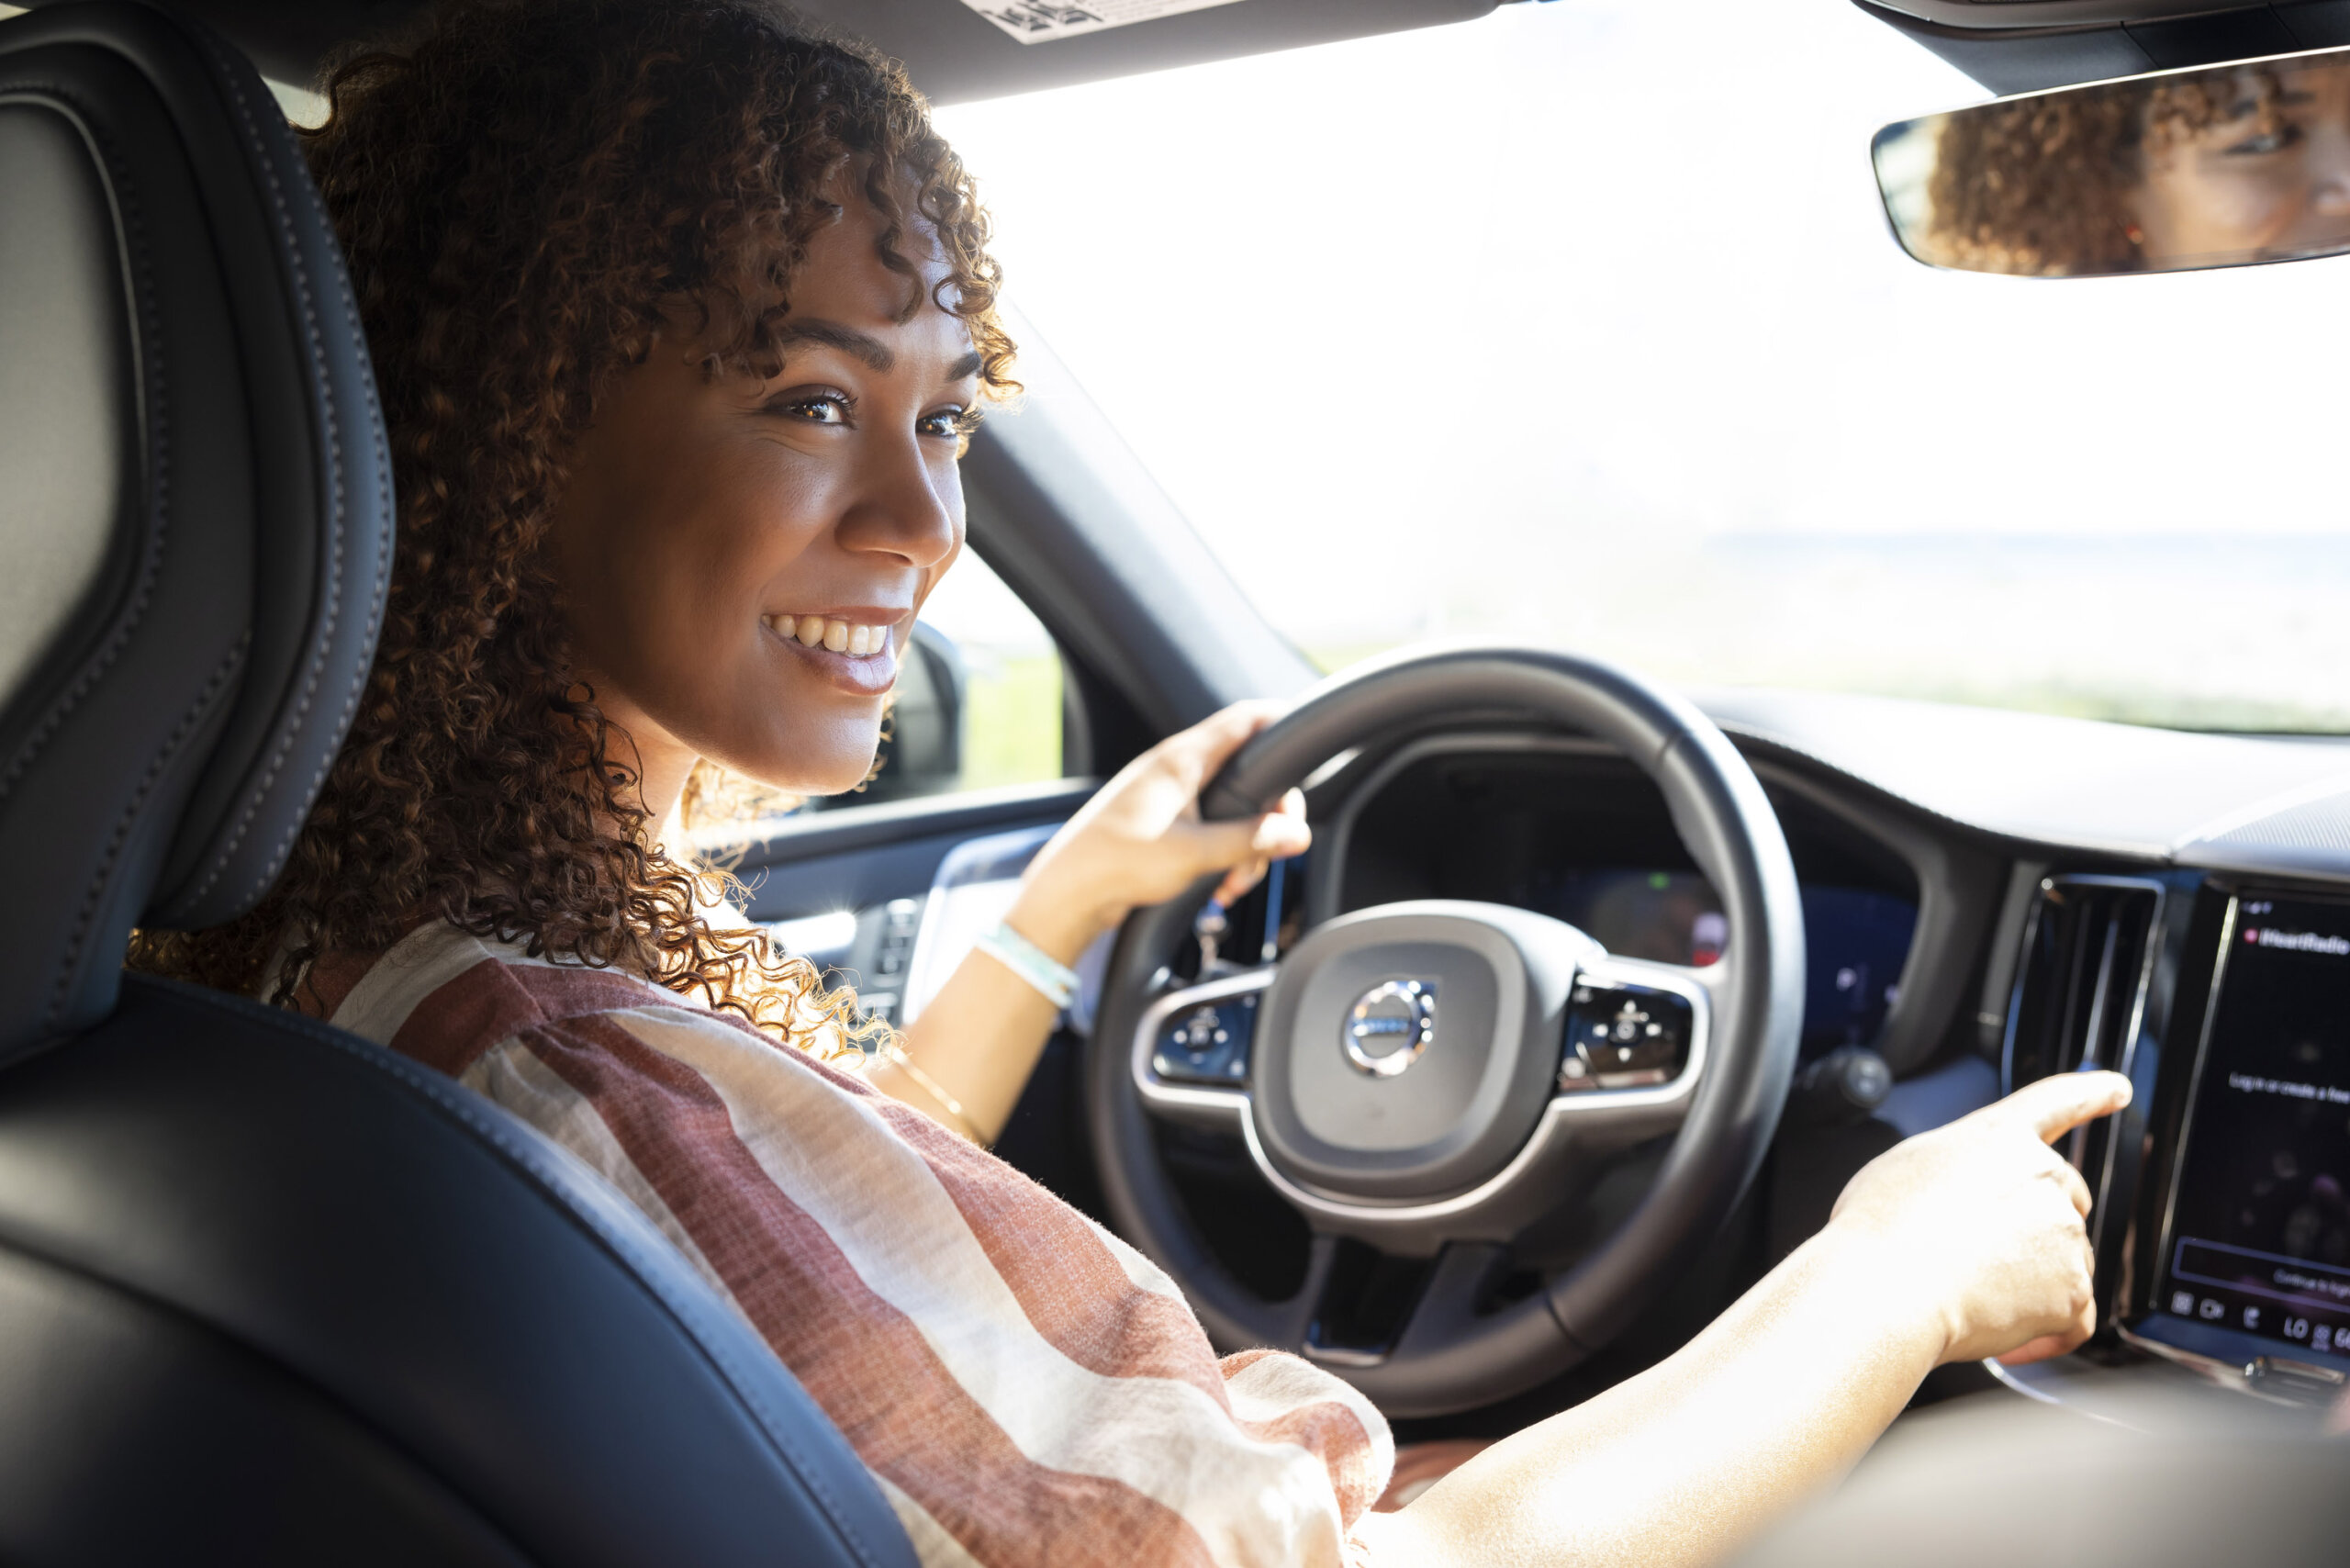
<box><xmin>936</xmin><ymin>0</ymin><xmax>2350</xmax><ymax>734</ymax></box>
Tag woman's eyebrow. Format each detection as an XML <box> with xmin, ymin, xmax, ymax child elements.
<box><xmin>777</xmin><ymin>319</ymin><xmax>894</xmax><ymax>371</ymax></box>
<box><xmin>775</xmin><ymin>321</ymin><xmax>983</xmax><ymax>384</ymax></box>
<box><xmin>2224</xmin><ymin>90</ymin><xmax>2318</xmax><ymax>118</ymax></box>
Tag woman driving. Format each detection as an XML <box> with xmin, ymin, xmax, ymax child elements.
<box><xmin>131</xmin><ymin>3</ymin><xmax>2128</xmax><ymax>1563</ymax></box>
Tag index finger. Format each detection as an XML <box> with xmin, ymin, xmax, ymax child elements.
<box><xmin>1997</xmin><ymin>1070</ymin><xmax>2132</xmax><ymax>1144</ymax></box>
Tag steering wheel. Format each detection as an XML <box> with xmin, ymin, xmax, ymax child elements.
<box><xmin>1088</xmin><ymin>647</ymin><xmax>1806</xmax><ymax>1417</ymax></box>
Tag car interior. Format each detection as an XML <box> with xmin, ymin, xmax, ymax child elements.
<box><xmin>2</xmin><ymin>0</ymin><xmax>2348</xmax><ymax>1562</ymax></box>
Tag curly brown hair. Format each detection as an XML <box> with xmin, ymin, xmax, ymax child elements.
<box><xmin>129</xmin><ymin>0</ymin><xmax>1014</xmax><ymax>1046</ymax></box>
<box><xmin>1922</xmin><ymin>63</ymin><xmax>2286</xmax><ymax>275</ymax></box>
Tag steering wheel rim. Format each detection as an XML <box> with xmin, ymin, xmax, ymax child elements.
<box><xmin>1087</xmin><ymin>645</ymin><xmax>1806</xmax><ymax>1417</ymax></box>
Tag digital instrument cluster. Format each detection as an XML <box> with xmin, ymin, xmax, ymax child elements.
<box><xmin>1539</xmin><ymin>868</ymin><xmax>1915</xmax><ymax>1061</ymax></box>
<box><xmin>1327</xmin><ymin>744</ymin><xmax>1924</xmax><ymax>1068</ymax></box>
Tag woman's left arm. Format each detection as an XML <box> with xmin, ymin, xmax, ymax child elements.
<box><xmin>868</xmin><ymin>701</ymin><xmax>1309</xmax><ymax>1144</ymax></box>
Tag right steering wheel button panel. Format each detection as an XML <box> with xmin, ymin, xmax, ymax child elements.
<box><xmin>1560</xmin><ymin>981</ymin><xmax>1694</xmax><ymax>1091</ymax></box>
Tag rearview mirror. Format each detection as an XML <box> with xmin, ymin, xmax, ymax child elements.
<box><xmin>1874</xmin><ymin>46</ymin><xmax>2350</xmax><ymax>278</ymax></box>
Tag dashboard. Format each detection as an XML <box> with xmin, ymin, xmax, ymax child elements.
<box><xmin>1290</xmin><ymin>711</ymin><xmax>2350</xmax><ymax>1410</ymax></box>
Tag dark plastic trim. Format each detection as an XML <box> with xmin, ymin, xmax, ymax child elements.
<box><xmin>1858</xmin><ymin>0</ymin><xmax>2350</xmax><ymax>94</ymax></box>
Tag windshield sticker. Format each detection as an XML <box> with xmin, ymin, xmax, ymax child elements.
<box><xmin>960</xmin><ymin>0</ymin><xmax>1247</xmax><ymax>45</ymax></box>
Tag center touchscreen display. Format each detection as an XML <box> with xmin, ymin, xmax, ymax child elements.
<box><xmin>2155</xmin><ymin>891</ymin><xmax>2350</xmax><ymax>1361</ymax></box>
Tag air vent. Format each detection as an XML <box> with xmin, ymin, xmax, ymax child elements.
<box><xmin>2004</xmin><ymin>875</ymin><xmax>2165</xmax><ymax>1287</ymax></box>
<box><xmin>2005</xmin><ymin>876</ymin><xmax>2164</xmax><ymax>1096</ymax></box>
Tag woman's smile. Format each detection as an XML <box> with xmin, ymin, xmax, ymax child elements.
<box><xmin>761</xmin><ymin>610</ymin><xmax>902</xmax><ymax>696</ymax></box>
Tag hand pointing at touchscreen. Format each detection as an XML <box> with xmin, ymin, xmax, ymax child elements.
<box><xmin>1353</xmin><ymin>1070</ymin><xmax>2137</xmax><ymax>1568</ymax></box>
<box><xmin>1827</xmin><ymin>1070</ymin><xmax>2133</xmax><ymax>1366</ymax></box>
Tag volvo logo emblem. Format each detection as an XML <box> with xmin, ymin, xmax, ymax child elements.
<box><xmin>1343</xmin><ymin>980</ymin><xmax>1438</xmax><ymax>1078</ymax></box>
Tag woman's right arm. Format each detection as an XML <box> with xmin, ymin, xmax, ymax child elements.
<box><xmin>1354</xmin><ymin>1070</ymin><xmax>2132</xmax><ymax>1568</ymax></box>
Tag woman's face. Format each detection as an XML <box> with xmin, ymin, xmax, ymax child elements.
<box><xmin>2135</xmin><ymin>62</ymin><xmax>2350</xmax><ymax>261</ymax></box>
<box><xmin>549</xmin><ymin>193</ymin><xmax>978</xmax><ymax>801</ymax></box>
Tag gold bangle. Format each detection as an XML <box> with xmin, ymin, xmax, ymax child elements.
<box><xmin>878</xmin><ymin>1040</ymin><xmax>983</xmax><ymax>1144</ymax></box>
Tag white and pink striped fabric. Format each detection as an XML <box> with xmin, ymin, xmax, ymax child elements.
<box><xmin>302</xmin><ymin>922</ymin><xmax>1393</xmax><ymax>1567</ymax></box>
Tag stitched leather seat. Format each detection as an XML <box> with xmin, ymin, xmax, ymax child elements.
<box><xmin>0</xmin><ymin>6</ymin><xmax>914</xmax><ymax>1563</ymax></box>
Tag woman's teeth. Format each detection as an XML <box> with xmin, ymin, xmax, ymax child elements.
<box><xmin>763</xmin><ymin>614</ymin><xmax>892</xmax><ymax>657</ymax></box>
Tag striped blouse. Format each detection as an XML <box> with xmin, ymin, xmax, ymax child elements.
<box><xmin>300</xmin><ymin>922</ymin><xmax>1393</xmax><ymax>1567</ymax></box>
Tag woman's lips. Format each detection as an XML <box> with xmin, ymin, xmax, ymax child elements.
<box><xmin>762</xmin><ymin>612</ymin><xmax>899</xmax><ymax>697</ymax></box>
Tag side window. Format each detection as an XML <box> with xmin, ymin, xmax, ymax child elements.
<box><xmin>818</xmin><ymin>546</ymin><xmax>1063</xmax><ymax>808</ymax></box>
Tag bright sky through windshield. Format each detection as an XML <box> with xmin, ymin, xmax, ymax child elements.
<box><xmin>937</xmin><ymin>0</ymin><xmax>2350</xmax><ymax>732</ymax></box>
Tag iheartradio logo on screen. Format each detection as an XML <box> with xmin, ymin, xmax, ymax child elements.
<box><xmin>2244</xmin><ymin>925</ymin><xmax>2350</xmax><ymax>957</ymax></box>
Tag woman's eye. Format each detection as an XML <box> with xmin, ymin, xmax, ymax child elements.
<box><xmin>770</xmin><ymin>391</ymin><xmax>852</xmax><ymax>425</ymax></box>
<box><xmin>2223</xmin><ymin>125</ymin><xmax>2300</xmax><ymax>155</ymax></box>
<box><xmin>919</xmin><ymin>406</ymin><xmax>979</xmax><ymax>440</ymax></box>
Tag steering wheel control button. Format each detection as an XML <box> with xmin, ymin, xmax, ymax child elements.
<box><xmin>1560</xmin><ymin>981</ymin><xmax>1693</xmax><ymax>1091</ymax></box>
<box><xmin>1153</xmin><ymin>993</ymin><xmax>1257</xmax><ymax>1085</ymax></box>
<box><xmin>1342</xmin><ymin>980</ymin><xmax>1438</xmax><ymax>1078</ymax></box>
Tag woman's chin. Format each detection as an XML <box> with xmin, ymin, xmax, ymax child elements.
<box><xmin>723</xmin><ymin>742</ymin><xmax>882</xmax><ymax>800</ymax></box>
<box><xmin>804</xmin><ymin>763</ymin><xmax>882</xmax><ymax>797</ymax></box>
<box><xmin>705</xmin><ymin>706</ymin><xmax>890</xmax><ymax>799</ymax></box>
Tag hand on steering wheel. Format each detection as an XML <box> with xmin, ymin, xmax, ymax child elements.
<box><xmin>1008</xmin><ymin>702</ymin><xmax>1310</xmax><ymax>965</ymax></box>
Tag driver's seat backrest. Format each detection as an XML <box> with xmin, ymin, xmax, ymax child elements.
<box><xmin>0</xmin><ymin>6</ymin><xmax>914</xmax><ymax>1563</ymax></box>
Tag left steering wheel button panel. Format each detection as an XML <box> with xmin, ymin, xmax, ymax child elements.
<box><xmin>1560</xmin><ymin>981</ymin><xmax>1694</xmax><ymax>1091</ymax></box>
<box><xmin>1154</xmin><ymin>993</ymin><xmax>1258</xmax><ymax>1085</ymax></box>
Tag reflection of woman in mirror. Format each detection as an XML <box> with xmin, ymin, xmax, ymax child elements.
<box><xmin>1926</xmin><ymin>57</ymin><xmax>2350</xmax><ymax>274</ymax></box>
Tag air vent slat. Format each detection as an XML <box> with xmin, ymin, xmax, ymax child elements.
<box><xmin>2005</xmin><ymin>877</ymin><xmax>2163</xmax><ymax>1176</ymax></box>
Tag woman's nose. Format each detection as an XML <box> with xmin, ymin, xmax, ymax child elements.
<box><xmin>2308</xmin><ymin>125</ymin><xmax>2350</xmax><ymax>219</ymax></box>
<box><xmin>837</xmin><ymin>434</ymin><xmax>959</xmax><ymax>566</ymax></box>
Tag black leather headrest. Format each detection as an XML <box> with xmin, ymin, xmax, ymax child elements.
<box><xmin>0</xmin><ymin>2</ymin><xmax>391</xmax><ymax>1060</ymax></box>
